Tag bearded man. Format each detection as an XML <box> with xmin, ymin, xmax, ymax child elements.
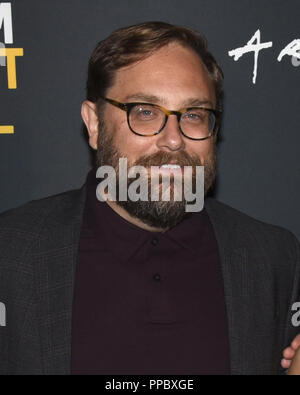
<box><xmin>0</xmin><ymin>21</ymin><xmax>299</xmax><ymax>375</ymax></box>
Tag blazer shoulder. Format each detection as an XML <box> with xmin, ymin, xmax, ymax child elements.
<box><xmin>205</xmin><ymin>197</ymin><xmax>299</xmax><ymax>251</ymax></box>
<box><xmin>0</xmin><ymin>187</ymin><xmax>85</xmax><ymax>271</ymax></box>
<box><xmin>0</xmin><ymin>187</ymin><xmax>83</xmax><ymax>232</ymax></box>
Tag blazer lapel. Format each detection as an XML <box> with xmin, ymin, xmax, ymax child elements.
<box><xmin>33</xmin><ymin>185</ymin><xmax>87</xmax><ymax>374</ymax></box>
<box><xmin>205</xmin><ymin>197</ymin><xmax>249</xmax><ymax>375</ymax></box>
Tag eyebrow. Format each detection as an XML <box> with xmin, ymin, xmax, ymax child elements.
<box><xmin>123</xmin><ymin>93</ymin><xmax>214</xmax><ymax>108</ymax></box>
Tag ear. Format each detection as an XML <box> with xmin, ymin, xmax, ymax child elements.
<box><xmin>81</xmin><ymin>100</ymin><xmax>99</xmax><ymax>150</ymax></box>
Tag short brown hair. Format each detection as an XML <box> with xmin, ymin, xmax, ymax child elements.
<box><xmin>86</xmin><ymin>21</ymin><xmax>224</xmax><ymax>111</ymax></box>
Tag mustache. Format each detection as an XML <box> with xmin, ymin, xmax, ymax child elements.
<box><xmin>132</xmin><ymin>150</ymin><xmax>203</xmax><ymax>168</ymax></box>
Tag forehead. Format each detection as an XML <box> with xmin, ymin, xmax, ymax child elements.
<box><xmin>107</xmin><ymin>42</ymin><xmax>216</xmax><ymax>107</ymax></box>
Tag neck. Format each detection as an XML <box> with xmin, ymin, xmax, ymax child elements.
<box><xmin>105</xmin><ymin>199</ymin><xmax>167</xmax><ymax>233</ymax></box>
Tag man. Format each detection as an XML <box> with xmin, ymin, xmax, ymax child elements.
<box><xmin>0</xmin><ymin>21</ymin><xmax>299</xmax><ymax>375</ymax></box>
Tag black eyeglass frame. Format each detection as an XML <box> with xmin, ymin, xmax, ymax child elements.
<box><xmin>99</xmin><ymin>96</ymin><xmax>222</xmax><ymax>141</ymax></box>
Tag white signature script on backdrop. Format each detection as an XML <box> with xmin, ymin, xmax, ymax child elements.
<box><xmin>228</xmin><ymin>29</ymin><xmax>300</xmax><ymax>84</ymax></box>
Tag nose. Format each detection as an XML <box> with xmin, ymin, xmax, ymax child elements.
<box><xmin>156</xmin><ymin>114</ymin><xmax>185</xmax><ymax>152</ymax></box>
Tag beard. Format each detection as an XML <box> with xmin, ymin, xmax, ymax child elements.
<box><xmin>95</xmin><ymin>120</ymin><xmax>217</xmax><ymax>230</ymax></box>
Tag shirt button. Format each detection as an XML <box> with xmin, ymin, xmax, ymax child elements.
<box><xmin>151</xmin><ymin>238</ymin><xmax>159</xmax><ymax>246</ymax></box>
<box><xmin>153</xmin><ymin>273</ymin><xmax>161</xmax><ymax>282</ymax></box>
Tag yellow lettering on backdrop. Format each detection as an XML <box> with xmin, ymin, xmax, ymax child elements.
<box><xmin>0</xmin><ymin>126</ymin><xmax>14</xmax><ymax>134</ymax></box>
<box><xmin>0</xmin><ymin>47</ymin><xmax>24</xmax><ymax>88</ymax></box>
<box><xmin>0</xmin><ymin>48</ymin><xmax>23</xmax><ymax>134</ymax></box>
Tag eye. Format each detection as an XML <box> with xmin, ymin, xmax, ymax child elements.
<box><xmin>187</xmin><ymin>113</ymin><xmax>200</xmax><ymax>119</ymax></box>
<box><xmin>140</xmin><ymin>109</ymin><xmax>152</xmax><ymax>117</ymax></box>
<box><xmin>131</xmin><ymin>104</ymin><xmax>160</xmax><ymax>120</ymax></box>
<box><xmin>182</xmin><ymin>109</ymin><xmax>207</xmax><ymax>123</ymax></box>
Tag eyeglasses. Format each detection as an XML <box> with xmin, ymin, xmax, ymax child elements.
<box><xmin>99</xmin><ymin>96</ymin><xmax>221</xmax><ymax>141</ymax></box>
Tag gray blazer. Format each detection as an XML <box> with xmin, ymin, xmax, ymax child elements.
<box><xmin>0</xmin><ymin>184</ymin><xmax>299</xmax><ymax>375</ymax></box>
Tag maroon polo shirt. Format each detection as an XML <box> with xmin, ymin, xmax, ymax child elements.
<box><xmin>71</xmin><ymin>169</ymin><xmax>230</xmax><ymax>374</ymax></box>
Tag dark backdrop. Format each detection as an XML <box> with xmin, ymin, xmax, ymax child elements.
<box><xmin>0</xmin><ymin>0</ymin><xmax>299</xmax><ymax>238</ymax></box>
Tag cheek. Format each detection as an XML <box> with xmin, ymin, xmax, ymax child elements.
<box><xmin>185</xmin><ymin>139</ymin><xmax>213</xmax><ymax>161</ymax></box>
<box><xmin>110</xmin><ymin>118</ymin><xmax>155</xmax><ymax>159</ymax></box>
